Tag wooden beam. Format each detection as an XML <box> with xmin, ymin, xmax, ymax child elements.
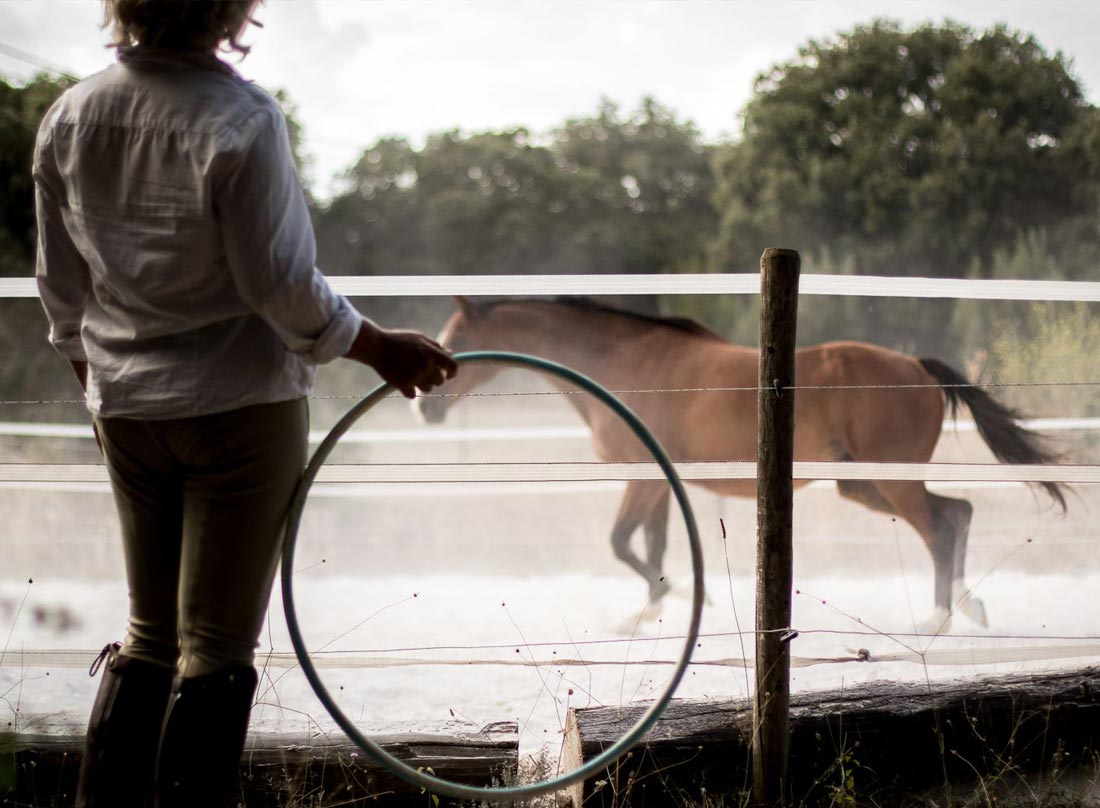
<box><xmin>0</xmin><ymin>720</ymin><xmax>517</xmax><ymax>807</ymax></box>
<box><xmin>560</xmin><ymin>667</ymin><xmax>1100</xmax><ymax>808</ymax></box>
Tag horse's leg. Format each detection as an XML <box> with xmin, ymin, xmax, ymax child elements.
<box><xmin>877</xmin><ymin>482</ymin><xmax>952</xmax><ymax>632</ymax></box>
<box><xmin>610</xmin><ymin>481</ymin><xmax>668</xmax><ymax>601</ymax></box>
<box><xmin>939</xmin><ymin>494</ymin><xmax>985</xmax><ymax>626</ymax></box>
<box><xmin>836</xmin><ymin>479</ymin><xmax>948</xmax><ymax>624</ymax></box>
<box><xmin>839</xmin><ymin>480</ymin><xmax>982</xmax><ymax>631</ymax></box>
<box><xmin>836</xmin><ymin>479</ymin><xmax>895</xmax><ymax>514</ymax></box>
<box><xmin>642</xmin><ymin>487</ymin><xmax>671</xmax><ymax>601</ymax></box>
<box><xmin>913</xmin><ymin>491</ymin><xmax>984</xmax><ymax>628</ymax></box>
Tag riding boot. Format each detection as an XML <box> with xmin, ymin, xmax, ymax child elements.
<box><xmin>75</xmin><ymin>642</ymin><xmax>175</xmax><ymax>808</ymax></box>
<box><xmin>154</xmin><ymin>664</ymin><xmax>258</xmax><ymax>808</ymax></box>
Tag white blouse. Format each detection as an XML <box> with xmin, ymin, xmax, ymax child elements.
<box><xmin>34</xmin><ymin>46</ymin><xmax>363</xmax><ymax>419</ymax></box>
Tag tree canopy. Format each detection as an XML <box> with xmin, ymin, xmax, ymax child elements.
<box><xmin>0</xmin><ymin>73</ymin><xmax>71</xmax><ymax>277</ymax></box>
<box><xmin>709</xmin><ymin>20</ymin><xmax>1099</xmax><ymax>282</ymax></box>
<box><xmin>314</xmin><ymin>98</ymin><xmax>716</xmax><ymax>281</ymax></box>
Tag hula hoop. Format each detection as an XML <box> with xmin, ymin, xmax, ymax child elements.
<box><xmin>281</xmin><ymin>351</ymin><xmax>704</xmax><ymax>801</ymax></box>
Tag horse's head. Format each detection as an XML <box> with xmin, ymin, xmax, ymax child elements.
<box><xmin>413</xmin><ymin>296</ymin><xmax>506</xmax><ymax>424</ymax></box>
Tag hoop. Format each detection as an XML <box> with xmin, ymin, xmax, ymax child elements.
<box><xmin>281</xmin><ymin>350</ymin><xmax>705</xmax><ymax>801</ymax></box>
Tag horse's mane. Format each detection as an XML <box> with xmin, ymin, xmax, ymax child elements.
<box><xmin>473</xmin><ymin>296</ymin><xmax>726</xmax><ymax>342</ymax></box>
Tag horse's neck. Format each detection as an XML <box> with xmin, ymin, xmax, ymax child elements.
<box><xmin>493</xmin><ymin>307</ymin><xmax>637</xmax><ymax>422</ymax></box>
<box><xmin>502</xmin><ymin>308</ymin><xmax>630</xmax><ymax>383</ymax></box>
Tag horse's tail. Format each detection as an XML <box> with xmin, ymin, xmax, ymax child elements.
<box><xmin>918</xmin><ymin>357</ymin><xmax>1067</xmax><ymax>512</ymax></box>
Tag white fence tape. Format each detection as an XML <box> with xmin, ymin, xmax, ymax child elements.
<box><xmin>1</xmin><ymin>417</ymin><xmax>1096</xmax><ymax>442</ymax></box>
<box><xmin>4</xmin><ymin>643</ymin><xmax>1100</xmax><ymax>671</ymax></box>
<box><xmin>4</xmin><ymin>274</ymin><xmax>1100</xmax><ymax>301</ymax></box>
<box><xmin>2</xmin><ymin>460</ymin><xmax>1097</xmax><ymax>485</ymax></box>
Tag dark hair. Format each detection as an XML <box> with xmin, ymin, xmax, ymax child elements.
<box><xmin>102</xmin><ymin>0</ymin><xmax>257</xmax><ymax>54</ymax></box>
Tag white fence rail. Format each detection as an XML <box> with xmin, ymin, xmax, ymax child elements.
<box><xmin>4</xmin><ymin>460</ymin><xmax>1098</xmax><ymax>485</ymax></box>
<box><xmin>4</xmin><ymin>273</ymin><xmax>1100</xmax><ymax>300</ymax></box>
<box><xmin>0</xmin><ymin>418</ymin><xmax>1096</xmax><ymax>443</ymax></box>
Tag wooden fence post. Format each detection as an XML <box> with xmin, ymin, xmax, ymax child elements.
<box><xmin>753</xmin><ymin>248</ymin><xmax>801</xmax><ymax>807</ymax></box>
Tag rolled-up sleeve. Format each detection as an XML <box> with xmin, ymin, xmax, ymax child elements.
<box><xmin>34</xmin><ymin>115</ymin><xmax>91</xmax><ymax>362</ymax></box>
<box><xmin>217</xmin><ymin>102</ymin><xmax>362</xmax><ymax>363</ymax></box>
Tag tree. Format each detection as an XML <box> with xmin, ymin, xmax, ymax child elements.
<box><xmin>415</xmin><ymin>128</ymin><xmax>594</xmax><ymax>277</ymax></box>
<box><xmin>553</xmin><ymin>97</ymin><xmax>717</xmax><ymax>276</ymax></box>
<box><xmin>710</xmin><ymin>20</ymin><xmax>1096</xmax><ymax>279</ymax></box>
<box><xmin>313</xmin><ymin>98</ymin><xmax>717</xmax><ymax>325</ymax></box>
<box><xmin>316</xmin><ymin>98</ymin><xmax>716</xmax><ymax>277</ymax></box>
<box><xmin>0</xmin><ymin>73</ymin><xmax>71</xmax><ymax>277</ymax></box>
<box><xmin>315</xmin><ymin>136</ymin><xmax>423</xmax><ymax>277</ymax></box>
<box><xmin>705</xmin><ymin>20</ymin><xmax>1100</xmax><ymax>356</ymax></box>
<box><xmin>0</xmin><ymin>74</ymin><xmax>82</xmax><ymax>419</ymax></box>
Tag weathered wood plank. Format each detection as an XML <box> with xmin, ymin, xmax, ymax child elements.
<box><xmin>561</xmin><ymin>667</ymin><xmax>1100</xmax><ymax>807</ymax></box>
<box><xmin>1</xmin><ymin>720</ymin><xmax>517</xmax><ymax>807</ymax></box>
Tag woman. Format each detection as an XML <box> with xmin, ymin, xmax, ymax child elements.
<box><xmin>33</xmin><ymin>2</ymin><xmax>457</xmax><ymax>806</ymax></box>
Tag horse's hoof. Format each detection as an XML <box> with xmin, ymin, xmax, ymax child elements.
<box><xmin>641</xmin><ymin>600</ymin><xmax>664</xmax><ymax>621</ymax></box>
<box><xmin>959</xmin><ymin>596</ymin><xmax>989</xmax><ymax>628</ymax></box>
<box><xmin>665</xmin><ymin>579</ymin><xmax>710</xmax><ymax>606</ymax></box>
<box><xmin>916</xmin><ymin>609</ymin><xmax>952</xmax><ymax>636</ymax></box>
<box><xmin>616</xmin><ymin>601</ymin><xmax>664</xmax><ymax>633</ymax></box>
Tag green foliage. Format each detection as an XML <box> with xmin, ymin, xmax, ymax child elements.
<box><xmin>951</xmin><ymin>230</ymin><xmax>1100</xmax><ymax>419</ymax></box>
<box><xmin>709</xmin><ymin>19</ymin><xmax>1098</xmax><ymax>281</ymax></box>
<box><xmin>698</xmin><ymin>19</ymin><xmax>1100</xmax><ymax>358</ymax></box>
<box><xmin>314</xmin><ymin>97</ymin><xmax>716</xmax><ymax>281</ymax></box>
<box><xmin>0</xmin><ymin>740</ymin><xmax>13</xmax><ymax>791</ymax></box>
<box><xmin>0</xmin><ymin>73</ymin><xmax>71</xmax><ymax>277</ymax></box>
<box><xmin>553</xmin><ymin>97</ymin><xmax>717</xmax><ymax>276</ymax></box>
<box><xmin>0</xmin><ymin>74</ymin><xmax>77</xmax><ymax>418</ymax></box>
<box><xmin>825</xmin><ymin>744</ymin><xmax>861</xmax><ymax>807</ymax></box>
<box><xmin>975</xmin><ymin>300</ymin><xmax>1100</xmax><ymax>419</ymax></box>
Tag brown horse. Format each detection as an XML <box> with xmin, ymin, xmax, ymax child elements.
<box><xmin>415</xmin><ymin>297</ymin><xmax>1066</xmax><ymax>628</ymax></box>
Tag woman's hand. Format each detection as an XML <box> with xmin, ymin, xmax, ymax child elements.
<box><xmin>344</xmin><ymin>320</ymin><xmax>458</xmax><ymax>399</ymax></box>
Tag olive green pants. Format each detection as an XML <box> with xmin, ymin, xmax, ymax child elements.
<box><xmin>94</xmin><ymin>399</ymin><xmax>308</xmax><ymax>678</ymax></box>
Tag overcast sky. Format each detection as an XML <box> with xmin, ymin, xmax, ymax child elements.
<box><xmin>3</xmin><ymin>1</ymin><xmax>1099</xmax><ymax>198</ymax></box>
